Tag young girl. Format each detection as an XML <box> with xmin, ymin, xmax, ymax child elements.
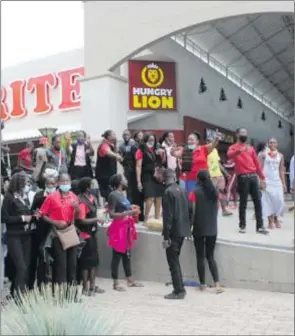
<box><xmin>107</xmin><ymin>174</ymin><xmax>142</xmax><ymax>291</ymax></box>
<box><xmin>189</xmin><ymin>170</ymin><xmax>224</xmax><ymax>294</ymax></box>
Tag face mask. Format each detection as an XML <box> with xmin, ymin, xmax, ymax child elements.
<box><xmin>147</xmin><ymin>142</ymin><xmax>154</xmax><ymax>149</ymax></box>
<box><xmin>77</xmin><ymin>139</ymin><xmax>84</xmax><ymax>145</ymax></box>
<box><xmin>188</xmin><ymin>144</ymin><xmax>196</xmax><ymax>150</ymax></box>
<box><xmin>45</xmin><ymin>187</ymin><xmax>56</xmax><ymax>194</ymax></box>
<box><xmin>24</xmin><ymin>185</ymin><xmax>31</xmax><ymax>194</ymax></box>
<box><xmin>239</xmin><ymin>135</ymin><xmax>248</xmax><ymax>143</ymax></box>
<box><xmin>59</xmin><ymin>185</ymin><xmax>71</xmax><ymax>193</ymax></box>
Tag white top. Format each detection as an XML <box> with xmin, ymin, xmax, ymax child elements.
<box><xmin>262</xmin><ymin>151</ymin><xmax>282</xmax><ymax>186</ymax></box>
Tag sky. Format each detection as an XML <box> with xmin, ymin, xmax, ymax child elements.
<box><xmin>1</xmin><ymin>1</ymin><xmax>83</xmax><ymax>68</ymax></box>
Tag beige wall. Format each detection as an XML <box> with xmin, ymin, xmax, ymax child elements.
<box><xmin>84</xmin><ymin>1</ymin><xmax>293</xmax><ymax>76</ymax></box>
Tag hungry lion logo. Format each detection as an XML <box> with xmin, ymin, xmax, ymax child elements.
<box><xmin>141</xmin><ymin>63</ymin><xmax>164</xmax><ymax>88</ymax></box>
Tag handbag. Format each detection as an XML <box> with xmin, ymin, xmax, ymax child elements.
<box><xmin>153</xmin><ymin>166</ymin><xmax>165</xmax><ymax>183</ymax></box>
<box><xmin>55</xmin><ymin>224</ymin><xmax>80</xmax><ymax>251</ymax></box>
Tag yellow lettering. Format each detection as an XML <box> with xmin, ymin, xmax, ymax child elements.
<box><xmin>161</xmin><ymin>96</ymin><xmax>174</xmax><ymax>109</ymax></box>
<box><xmin>149</xmin><ymin>97</ymin><xmax>161</xmax><ymax>109</ymax></box>
<box><xmin>132</xmin><ymin>95</ymin><xmax>175</xmax><ymax>109</ymax></box>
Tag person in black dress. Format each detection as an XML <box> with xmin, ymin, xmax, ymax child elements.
<box><xmin>29</xmin><ymin>176</ymin><xmax>57</xmax><ymax>289</ymax></box>
<box><xmin>76</xmin><ymin>177</ymin><xmax>104</xmax><ymax>296</ymax></box>
<box><xmin>1</xmin><ymin>172</ymin><xmax>35</xmax><ymax>297</ymax></box>
<box><xmin>188</xmin><ymin>170</ymin><xmax>224</xmax><ymax>294</ymax></box>
<box><xmin>95</xmin><ymin>130</ymin><xmax>123</xmax><ymax>203</ymax></box>
<box><xmin>135</xmin><ymin>133</ymin><xmax>166</xmax><ymax>222</ymax></box>
<box><xmin>130</xmin><ymin>131</ymin><xmax>144</xmax><ymax>222</ymax></box>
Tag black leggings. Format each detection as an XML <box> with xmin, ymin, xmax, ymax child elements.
<box><xmin>111</xmin><ymin>249</ymin><xmax>132</xmax><ymax>280</ymax></box>
<box><xmin>6</xmin><ymin>234</ymin><xmax>31</xmax><ymax>294</ymax></box>
<box><xmin>193</xmin><ymin>235</ymin><xmax>219</xmax><ymax>285</ymax></box>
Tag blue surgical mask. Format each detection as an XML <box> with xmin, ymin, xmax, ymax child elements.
<box><xmin>188</xmin><ymin>144</ymin><xmax>196</xmax><ymax>150</ymax></box>
<box><xmin>59</xmin><ymin>185</ymin><xmax>71</xmax><ymax>193</ymax></box>
<box><xmin>77</xmin><ymin>139</ymin><xmax>84</xmax><ymax>145</ymax></box>
<box><xmin>45</xmin><ymin>187</ymin><xmax>56</xmax><ymax>194</ymax></box>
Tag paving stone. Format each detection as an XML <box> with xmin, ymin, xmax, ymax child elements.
<box><xmin>87</xmin><ymin>278</ymin><xmax>294</xmax><ymax>335</ymax></box>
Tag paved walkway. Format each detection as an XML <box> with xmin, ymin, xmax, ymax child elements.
<box><xmin>127</xmin><ymin>203</ymin><xmax>294</xmax><ymax>250</ymax></box>
<box><xmin>87</xmin><ymin>278</ymin><xmax>294</xmax><ymax>335</ymax></box>
<box><xmin>215</xmin><ymin>204</ymin><xmax>294</xmax><ymax>249</ymax></box>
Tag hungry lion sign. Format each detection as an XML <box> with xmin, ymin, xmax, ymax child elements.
<box><xmin>128</xmin><ymin>60</ymin><xmax>177</xmax><ymax>110</ymax></box>
<box><xmin>1</xmin><ymin>66</ymin><xmax>84</xmax><ymax>122</ymax></box>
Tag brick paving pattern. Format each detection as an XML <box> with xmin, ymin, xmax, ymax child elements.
<box><xmin>88</xmin><ymin>278</ymin><xmax>294</xmax><ymax>335</ymax></box>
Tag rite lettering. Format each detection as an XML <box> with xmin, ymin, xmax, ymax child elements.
<box><xmin>1</xmin><ymin>66</ymin><xmax>84</xmax><ymax>121</ymax></box>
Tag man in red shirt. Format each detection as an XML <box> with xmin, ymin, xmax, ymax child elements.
<box><xmin>227</xmin><ymin>128</ymin><xmax>268</xmax><ymax>235</ymax></box>
<box><xmin>18</xmin><ymin>141</ymin><xmax>34</xmax><ymax>173</ymax></box>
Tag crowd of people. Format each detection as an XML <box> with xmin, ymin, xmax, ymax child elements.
<box><xmin>0</xmin><ymin>122</ymin><xmax>293</xmax><ymax>301</ymax></box>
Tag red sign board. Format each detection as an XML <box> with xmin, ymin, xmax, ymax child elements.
<box><xmin>1</xmin><ymin>66</ymin><xmax>84</xmax><ymax>122</ymax></box>
<box><xmin>128</xmin><ymin>60</ymin><xmax>177</xmax><ymax>111</ymax></box>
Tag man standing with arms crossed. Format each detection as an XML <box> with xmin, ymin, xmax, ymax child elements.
<box><xmin>227</xmin><ymin>128</ymin><xmax>268</xmax><ymax>234</ymax></box>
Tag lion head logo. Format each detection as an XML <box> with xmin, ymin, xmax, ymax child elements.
<box><xmin>147</xmin><ymin>69</ymin><xmax>159</xmax><ymax>84</ymax></box>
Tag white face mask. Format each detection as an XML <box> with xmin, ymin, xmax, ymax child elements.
<box><xmin>45</xmin><ymin>187</ymin><xmax>56</xmax><ymax>194</ymax></box>
<box><xmin>24</xmin><ymin>185</ymin><xmax>31</xmax><ymax>194</ymax></box>
<box><xmin>188</xmin><ymin>144</ymin><xmax>196</xmax><ymax>150</ymax></box>
<box><xmin>147</xmin><ymin>142</ymin><xmax>154</xmax><ymax>149</ymax></box>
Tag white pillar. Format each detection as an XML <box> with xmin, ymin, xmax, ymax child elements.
<box><xmin>80</xmin><ymin>72</ymin><xmax>128</xmax><ymax>145</ymax></box>
<box><xmin>80</xmin><ymin>72</ymin><xmax>128</xmax><ymax>175</ymax></box>
<box><xmin>120</xmin><ymin>63</ymin><xmax>128</xmax><ymax>78</ymax></box>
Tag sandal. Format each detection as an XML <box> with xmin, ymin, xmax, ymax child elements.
<box><xmin>94</xmin><ymin>286</ymin><xmax>105</xmax><ymax>294</ymax></box>
<box><xmin>216</xmin><ymin>287</ymin><xmax>224</xmax><ymax>294</ymax></box>
<box><xmin>198</xmin><ymin>284</ymin><xmax>207</xmax><ymax>291</ymax></box>
<box><xmin>113</xmin><ymin>284</ymin><xmax>126</xmax><ymax>292</ymax></box>
<box><xmin>127</xmin><ymin>281</ymin><xmax>144</xmax><ymax>287</ymax></box>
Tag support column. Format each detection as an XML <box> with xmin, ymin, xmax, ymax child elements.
<box><xmin>80</xmin><ymin>72</ymin><xmax>128</xmax><ymax>147</ymax></box>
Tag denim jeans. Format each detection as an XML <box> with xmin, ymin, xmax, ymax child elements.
<box><xmin>179</xmin><ymin>180</ymin><xmax>197</xmax><ymax>194</ymax></box>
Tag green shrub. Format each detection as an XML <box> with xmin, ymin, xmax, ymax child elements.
<box><xmin>1</xmin><ymin>285</ymin><xmax>117</xmax><ymax>336</ymax></box>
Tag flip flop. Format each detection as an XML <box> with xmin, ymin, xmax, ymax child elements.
<box><xmin>127</xmin><ymin>282</ymin><xmax>144</xmax><ymax>287</ymax></box>
<box><xmin>113</xmin><ymin>284</ymin><xmax>126</xmax><ymax>292</ymax></box>
<box><xmin>216</xmin><ymin>287</ymin><xmax>224</xmax><ymax>294</ymax></box>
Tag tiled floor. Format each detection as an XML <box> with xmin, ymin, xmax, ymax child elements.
<box><xmin>84</xmin><ymin>278</ymin><xmax>294</xmax><ymax>335</ymax></box>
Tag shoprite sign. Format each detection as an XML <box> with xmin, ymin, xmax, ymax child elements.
<box><xmin>1</xmin><ymin>66</ymin><xmax>84</xmax><ymax>122</ymax></box>
<box><xmin>128</xmin><ymin>60</ymin><xmax>177</xmax><ymax>110</ymax></box>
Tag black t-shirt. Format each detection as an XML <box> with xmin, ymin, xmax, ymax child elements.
<box><xmin>108</xmin><ymin>190</ymin><xmax>131</xmax><ymax>213</ymax></box>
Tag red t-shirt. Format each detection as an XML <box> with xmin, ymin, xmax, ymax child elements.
<box><xmin>98</xmin><ymin>143</ymin><xmax>111</xmax><ymax>157</ymax></box>
<box><xmin>135</xmin><ymin>148</ymin><xmax>154</xmax><ymax>161</ymax></box>
<box><xmin>227</xmin><ymin>143</ymin><xmax>264</xmax><ymax>180</ymax></box>
<box><xmin>18</xmin><ymin>148</ymin><xmax>32</xmax><ymax>168</ymax></box>
<box><xmin>40</xmin><ymin>190</ymin><xmax>78</xmax><ymax>223</ymax></box>
<box><xmin>179</xmin><ymin>145</ymin><xmax>209</xmax><ymax>181</ymax></box>
<box><xmin>188</xmin><ymin>192</ymin><xmax>197</xmax><ymax>203</ymax></box>
<box><xmin>78</xmin><ymin>194</ymin><xmax>94</xmax><ymax>220</ymax></box>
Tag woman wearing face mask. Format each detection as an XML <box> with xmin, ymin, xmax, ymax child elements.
<box><xmin>159</xmin><ymin>131</ymin><xmax>178</xmax><ymax>172</ymax></box>
<box><xmin>130</xmin><ymin>131</ymin><xmax>145</xmax><ymax>222</ymax></box>
<box><xmin>95</xmin><ymin>130</ymin><xmax>123</xmax><ymax>204</ymax></box>
<box><xmin>171</xmin><ymin>131</ymin><xmax>220</xmax><ymax>194</ymax></box>
<box><xmin>76</xmin><ymin>177</ymin><xmax>105</xmax><ymax>296</ymax></box>
<box><xmin>107</xmin><ymin>174</ymin><xmax>142</xmax><ymax>291</ymax></box>
<box><xmin>29</xmin><ymin>176</ymin><xmax>57</xmax><ymax>289</ymax></box>
<box><xmin>135</xmin><ymin>133</ymin><xmax>166</xmax><ymax>222</ymax></box>
<box><xmin>1</xmin><ymin>172</ymin><xmax>35</xmax><ymax>296</ymax></box>
<box><xmin>40</xmin><ymin>173</ymin><xmax>80</xmax><ymax>286</ymax></box>
<box><xmin>258</xmin><ymin>138</ymin><xmax>286</xmax><ymax>229</ymax></box>
<box><xmin>68</xmin><ymin>132</ymin><xmax>94</xmax><ymax>180</ymax></box>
